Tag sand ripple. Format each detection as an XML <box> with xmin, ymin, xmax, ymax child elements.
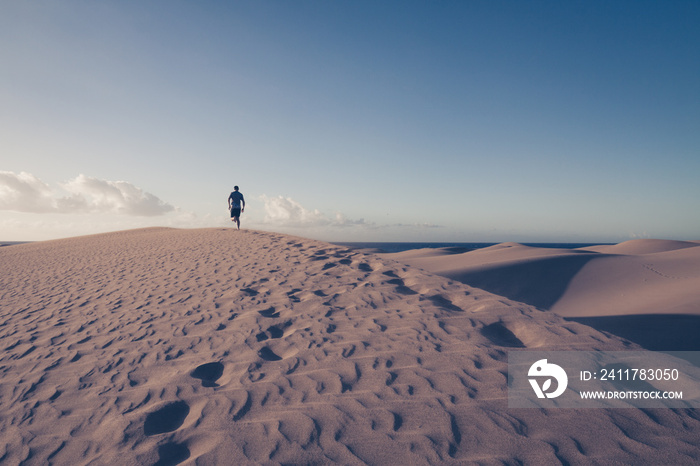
<box><xmin>1</xmin><ymin>228</ymin><xmax>699</xmax><ymax>464</ymax></box>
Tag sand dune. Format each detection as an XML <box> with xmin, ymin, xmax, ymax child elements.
<box><xmin>387</xmin><ymin>244</ymin><xmax>598</xmax><ymax>312</ymax></box>
<box><xmin>384</xmin><ymin>240</ymin><xmax>700</xmax><ymax>352</ymax></box>
<box><xmin>2</xmin><ymin>228</ymin><xmax>700</xmax><ymax>464</ymax></box>
<box><xmin>386</xmin><ymin>240</ymin><xmax>700</xmax><ymax>318</ymax></box>
<box><xmin>580</xmin><ymin>238</ymin><xmax>700</xmax><ymax>255</ymax></box>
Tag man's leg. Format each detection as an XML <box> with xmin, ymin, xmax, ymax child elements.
<box><xmin>231</xmin><ymin>208</ymin><xmax>240</xmax><ymax>227</ymax></box>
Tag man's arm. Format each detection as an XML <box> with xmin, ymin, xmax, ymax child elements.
<box><xmin>241</xmin><ymin>196</ymin><xmax>245</xmax><ymax>212</ymax></box>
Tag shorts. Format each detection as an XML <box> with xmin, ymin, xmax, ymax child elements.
<box><xmin>230</xmin><ymin>207</ymin><xmax>241</xmax><ymax>218</ymax></box>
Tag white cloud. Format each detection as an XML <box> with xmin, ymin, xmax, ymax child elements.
<box><xmin>333</xmin><ymin>212</ymin><xmax>371</xmax><ymax>227</ymax></box>
<box><xmin>629</xmin><ymin>231</ymin><xmax>651</xmax><ymax>239</ymax></box>
<box><xmin>0</xmin><ymin>171</ymin><xmax>174</xmax><ymax>216</ymax></box>
<box><xmin>386</xmin><ymin>222</ymin><xmax>443</xmax><ymax>229</ymax></box>
<box><xmin>255</xmin><ymin>195</ymin><xmax>448</xmax><ymax>236</ymax></box>
<box><xmin>260</xmin><ymin>195</ymin><xmax>328</xmax><ymax>226</ymax></box>
<box><xmin>59</xmin><ymin>174</ymin><xmax>174</xmax><ymax>216</ymax></box>
<box><xmin>259</xmin><ymin>195</ymin><xmax>370</xmax><ymax>228</ymax></box>
<box><xmin>0</xmin><ymin>171</ymin><xmax>55</xmax><ymax>213</ymax></box>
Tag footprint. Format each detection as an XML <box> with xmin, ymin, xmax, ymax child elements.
<box><xmin>267</xmin><ymin>323</ymin><xmax>288</xmax><ymax>339</ymax></box>
<box><xmin>358</xmin><ymin>263</ymin><xmax>373</xmax><ymax>272</ymax></box>
<box><xmin>385</xmin><ymin>278</ymin><xmax>418</xmax><ymax>295</ymax></box>
<box><xmin>322</xmin><ymin>262</ymin><xmax>337</xmax><ymax>270</ymax></box>
<box><xmin>144</xmin><ymin>401</ymin><xmax>190</xmax><ymax>436</ymax></box>
<box><xmin>154</xmin><ymin>442</ymin><xmax>190</xmax><ymax>466</ymax></box>
<box><xmin>480</xmin><ymin>322</ymin><xmax>525</xmax><ymax>348</ymax></box>
<box><xmin>190</xmin><ymin>362</ymin><xmax>224</xmax><ymax>387</ymax></box>
<box><xmin>256</xmin><ymin>322</ymin><xmax>288</xmax><ymax>341</ymax></box>
<box><xmin>258</xmin><ymin>307</ymin><xmax>280</xmax><ymax>318</ymax></box>
<box><xmin>241</xmin><ymin>288</ymin><xmax>258</xmax><ymax>296</ymax></box>
<box><xmin>233</xmin><ymin>391</ymin><xmax>252</xmax><ymax>421</ymax></box>
<box><xmin>258</xmin><ymin>347</ymin><xmax>283</xmax><ymax>361</ymax></box>
<box><xmin>424</xmin><ymin>295</ymin><xmax>464</xmax><ymax>313</ymax></box>
<box><xmin>286</xmin><ymin>290</ymin><xmax>301</xmax><ymax>303</ymax></box>
<box><xmin>342</xmin><ymin>345</ymin><xmax>356</xmax><ymax>358</ymax></box>
<box><xmin>392</xmin><ymin>412</ymin><xmax>403</xmax><ymax>431</ymax></box>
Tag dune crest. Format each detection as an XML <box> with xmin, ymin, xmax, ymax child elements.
<box><xmin>2</xmin><ymin>228</ymin><xmax>700</xmax><ymax>464</ymax></box>
<box><xmin>385</xmin><ymin>239</ymin><xmax>700</xmax><ymax>319</ymax></box>
<box><xmin>580</xmin><ymin>239</ymin><xmax>700</xmax><ymax>255</ymax></box>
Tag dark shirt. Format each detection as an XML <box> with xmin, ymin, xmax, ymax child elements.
<box><xmin>229</xmin><ymin>191</ymin><xmax>245</xmax><ymax>208</ymax></box>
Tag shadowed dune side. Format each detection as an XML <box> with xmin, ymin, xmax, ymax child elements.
<box><xmin>568</xmin><ymin>314</ymin><xmax>700</xmax><ymax>353</ymax></box>
<box><xmin>386</xmin><ymin>240</ymin><xmax>700</xmax><ymax>352</ymax></box>
<box><xmin>386</xmin><ymin>241</ymin><xmax>700</xmax><ymax>315</ymax></box>
<box><xmin>551</xmin><ymin>245</ymin><xmax>700</xmax><ymax>319</ymax></box>
<box><xmin>385</xmin><ymin>244</ymin><xmax>601</xmax><ymax>311</ymax></box>
<box><xmin>433</xmin><ymin>254</ymin><xmax>598</xmax><ymax>311</ymax></box>
<box><xmin>1</xmin><ymin>228</ymin><xmax>700</xmax><ymax>464</ymax></box>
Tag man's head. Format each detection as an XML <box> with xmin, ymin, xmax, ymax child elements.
<box><xmin>234</xmin><ymin>186</ymin><xmax>239</xmax><ymax>191</ymax></box>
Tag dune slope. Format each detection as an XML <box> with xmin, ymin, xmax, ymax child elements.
<box><xmin>385</xmin><ymin>241</ymin><xmax>700</xmax><ymax>352</ymax></box>
<box><xmin>1</xmin><ymin>228</ymin><xmax>700</xmax><ymax>464</ymax></box>
<box><xmin>386</xmin><ymin>241</ymin><xmax>700</xmax><ymax>318</ymax></box>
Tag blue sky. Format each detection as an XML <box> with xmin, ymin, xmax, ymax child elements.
<box><xmin>2</xmin><ymin>1</ymin><xmax>699</xmax><ymax>242</ymax></box>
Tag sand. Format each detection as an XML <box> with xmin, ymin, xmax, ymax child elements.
<box><xmin>385</xmin><ymin>240</ymin><xmax>700</xmax><ymax>352</ymax></box>
<box><xmin>1</xmin><ymin>228</ymin><xmax>700</xmax><ymax>464</ymax></box>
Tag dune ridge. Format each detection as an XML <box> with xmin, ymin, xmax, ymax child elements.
<box><xmin>2</xmin><ymin>228</ymin><xmax>700</xmax><ymax>464</ymax></box>
<box><xmin>385</xmin><ymin>240</ymin><xmax>700</xmax><ymax>319</ymax></box>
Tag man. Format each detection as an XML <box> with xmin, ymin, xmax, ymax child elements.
<box><xmin>228</xmin><ymin>186</ymin><xmax>245</xmax><ymax>229</ymax></box>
